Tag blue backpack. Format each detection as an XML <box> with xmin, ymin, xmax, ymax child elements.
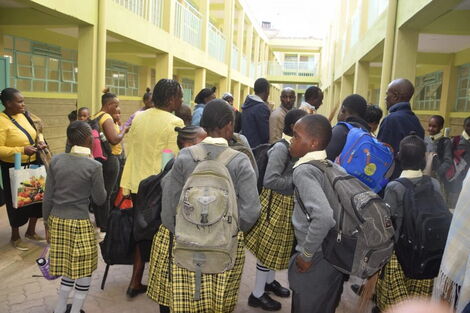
<box><xmin>337</xmin><ymin>122</ymin><xmax>394</xmax><ymax>192</ymax></box>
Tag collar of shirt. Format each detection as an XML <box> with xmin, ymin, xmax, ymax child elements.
<box><xmin>462</xmin><ymin>131</ymin><xmax>470</xmax><ymax>141</ymax></box>
<box><xmin>400</xmin><ymin>170</ymin><xmax>423</xmax><ymax>179</ymax></box>
<box><xmin>389</xmin><ymin>102</ymin><xmax>411</xmax><ymax>113</ymax></box>
<box><xmin>282</xmin><ymin>133</ymin><xmax>292</xmax><ymax>144</ymax></box>
<box><xmin>70</xmin><ymin>145</ymin><xmax>91</xmax><ymax>156</ymax></box>
<box><xmin>250</xmin><ymin>94</ymin><xmax>264</xmax><ymax>103</ymax></box>
<box><xmin>294</xmin><ymin>150</ymin><xmax>327</xmax><ymax>168</ymax></box>
<box><xmin>430</xmin><ymin>132</ymin><xmax>443</xmax><ymax>141</ymax></box>
<box><xmin>201</xmin><ymin>136</ymin><xmax>229</xmax><ymax>147</ymax></box>
<box><xmin>301</xmin><ymin>101</ymin><xmax>316</xmax><ymax>110</ymax></box>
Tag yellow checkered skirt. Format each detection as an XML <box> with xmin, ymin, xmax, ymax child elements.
<box><xmin>48</xmin><ymin>215</ymin><xmax>97</xmax><ymax>279</ymax></box>
<box><xmin>171</xmin><ymin>232</ymin><xmax>245</xmax><ymax>313</ymax></box>
<box><xmin>245</xmin><ymin>188</ymin><xmax>295</xmax><ymax>270</ymax></box>
<box><xmin>376</xmin><ymin>253</ymin><xmax>434</xmax><ymax>311</ymax></box>
<box><xmin>147</xmin><ymin>225</ymin><xmax>173</xmax><ymax>307</ymax></box>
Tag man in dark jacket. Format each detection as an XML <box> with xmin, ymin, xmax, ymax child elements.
<box><xmin>378</xmin><ymin>78</ymin><xmax>425</xmax><ymax>178</ymax></box>
<box><xmin>326</xmin><ymin>94</ymin><xmax>370</xmax><ymax>161</ymax></box>
<box><xmin>241</xmin><ymin>78</ymin><xmax>271</xmax><ymax>147</ymax></box>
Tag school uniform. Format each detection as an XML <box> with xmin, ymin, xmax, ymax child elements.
<box><xmin>43</xmin><ymin>146</ymin><xmax>106</xmax><ymax>279</ymax></box>
<box><xmin>424</xmin><ymin>133</ymin><xmax>453</xmax><ymax>180</ymax></box>
<box><xmin>147</xmin><ymin>137</ymin><xmax>261</xmax><ymax>313</ymax></box>
<box><xmin>288</xmin><ymin>150</ymin><xmax>346</xmax><ymax>313</ymax></box>
<box><xmin>246</xmin><ymin>136</ymin><xmax>295</xmax><ymax>270</ymax></box>
<box><xmin>447</xmin><ymin>132</ymin><xmax>470</xmax><ymax>208</ymax></box>
<box><xmin>376</xmin><ymin>170</ymin><xmax>438</xmax><ymax>311</ymax></box>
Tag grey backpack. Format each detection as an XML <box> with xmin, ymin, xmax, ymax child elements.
<box><xmin>174</xmin><ymin>145</ymin><xmax>240</xmax><ymax>299</ymax></box>
<box><xmin>295</xmin><ymin>160</ymin><xmax>394</xmax><ymax>278</ymax></box>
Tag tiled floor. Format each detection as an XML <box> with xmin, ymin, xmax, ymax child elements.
<box><xmin>0</xmin><ymin>205</ymin><xmax>369</xmax><ymax>313</ymax></box>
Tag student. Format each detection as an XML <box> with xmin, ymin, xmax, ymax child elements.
<box><xmin>149</xmin><ymin>99</ymin><xmax>261</xmax><ymax>313</ymax></box>
<box><xmin>111</xmin><ymin>106</ymin><xmax>123</xmax><ymax>158</ymax></box>
<box><xmin>191</xmin><ymin>87</ymin><xmax>216</xmax><ymax>126</ymax></box>
<box><xmin>288</xmin><ymin>114</ymin><xmax>346</xmax><ymax>313</ymax></box>
<box><xmin>376</xmin><ymin>135</ymin><xmax>438</xmax><ymax>312</ymax></box>
<box><xmin>326</xmin><ymin>94</ymin><xmax>369</xmax><ymax>161</ymax></box>
<box><xmin>269</xmin><ymin>87</ymin><xmax>296</xmax><ymax>143</ymax></box>
<box><xmin>77</xmin><ymin>107</ymin><xmax>91</xmax><ymax>121</ymax></box>
<box><xmin>424</xmin><ymin>115</ymin><xmax>452</xmax><ymax>184</ymax></box>
<box><xmin>175</xmin><ymin>104</ymin><xmax>193</xmax><ymax>126</ymax></box>
<box><xmin>299</xmin><ymin>86</ymin><xmax>323</xmax><ymax>114</ymax></box>
<box><xmin>124</xmin><ymin>87</ymin><xmax>154</xmax><ymax>129</ymax></box>
<box><xmin>43</xmin><ymin>121</ymin><xmax>106</xmax><ymax>313</ymax></box>
<box><xmin>365</xmin><ymin>104</ymin><xmax>383</xmax><ymax>134</ymax></box>
<box><xmin>223</xmin><ymin>92</ymin><xmax>242</xmax><ymax>133</ymax></box>
<box><xmin>68</xmin><ymin>110</ymin><xmax>77</xmax><ymax>123</ymax></box>
<box><xmin>246</xmin><ymin>109</ymin><xmax>307</xmax><ymax>311</ymax></box>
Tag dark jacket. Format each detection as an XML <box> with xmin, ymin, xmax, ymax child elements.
<box><xmin>326</xmin><ymin>116</ymin><xmax>370</xmax><ymax>161</ymax></box>
<box><xmin>378</xmin><ymin>102</ymin><xmax>425</xmax><ymax>179</ymax></box>
<box><xmin>241</xmin><ymin>95</ymin><xmax>270</xmax><ymax>148</ymax></box>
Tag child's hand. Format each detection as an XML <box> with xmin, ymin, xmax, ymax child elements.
<box><xmin>295</xmin><ymin>254</ymin><xmax>313</xmax><ymax>272</ymax></box>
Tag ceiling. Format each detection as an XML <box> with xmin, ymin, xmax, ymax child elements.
<box><xmin>418</xmin><ymin>33</ymin><xmax>470</xmax><ymax>53</ymax></box>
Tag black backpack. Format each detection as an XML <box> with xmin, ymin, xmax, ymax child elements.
<box><xmin>133</xmin><ymin>159</ymin><xmax>174</xmax><ymax>242</ymax></box>
<box><xmin>252</xmin><ymin>139</ymin><xmax>289</xmax><ymax>193</ymax></box>
<box><xmin>395</xmin><ymin>176</ymin><xmax>452</xmax><ymax>279</ymax></box>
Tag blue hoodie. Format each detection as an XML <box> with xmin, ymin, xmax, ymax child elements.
<box><xmin>241</xmin><ymin>95</ymin><xmax>270</xmax><ymax>147</ymax></box>
<box><xmin>191</xmin><ymin>103</ymin><xmax>205</xmax><ymax>126</ymax></box>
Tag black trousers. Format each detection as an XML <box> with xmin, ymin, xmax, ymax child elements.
<box><xmin>94</xmin><ymin>155</ymin><xmax>120</xmax><ymax>231</ymax></box>
<box><xmin>1</xmin><ymin>161</ymin><xmax>42</xmax><ymax>228</ymax></box>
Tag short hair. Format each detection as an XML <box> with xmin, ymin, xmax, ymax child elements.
<box><xmin>78</xmin><ymin>107</ymin><xmax>89</xmax><ymax>114</ymax></box>
<box><xmin>297</xmin><ymin>114</ymin><xmax>332</xmax><ymax>149</ymax></box>
<box><xmin>0</xmin><ymin>87</ymin><xmax>20</xmax><ymax>105</ymax></box>
<box><xmin>430</xmin><ymin>115</ymin><xmax>444</xmax><ymax>128</ymax></box>
<box><xmin>304</xmin><ymin>86</ymin><xmax>322</xmax><ymax>102</ymax></box>
<box><xmin>222</xmin><ymin>92</ymin><xmax>233</xmax><ymax>101</ymax></box>
<box><xmin>68</xmin><ymin>110</ymin><xmax>77</xmax><ymax>122</ymax></box>
<box><xmin>200</xmin><ymin>99</ymin><xmax>234</xmax><ymax>132</ymax></box>
<box><xmin>175</xmin><ymin>126</ymin><xmax>203</xmax><ymax>149</ymax></box>
<box><xmin>342</xmin><ymin>94</ymin><xmax>367</xmax><ymax>118</ymax></box>
<box><xmin>194</xmin><ymin>87</ymin><xmax>216</xmax><ymax>104</ymax></box>
<box><xmin>152</xmin><ymin>79</ymin><xmax>183</xmax><ymax>108</ymax></box>
<box><xmin>463</xmin><ymin>116</ymin><xmax>470</xmax><ymax>126</ymax></box>
<box><xmin>399</xmin><ymin>134</ymin><xmax>426</xmax><ymax>170</ymax></box>
<box><xmin>143</xmin><ymin>87</ymin><xmax>152</xmax><ymax>102</ymax></box>
<box><xmin>175</xmin><ymin>104</ymin><xmax>192</xmax><ymax>126</ymax></box>
<box><xmin>101</xmin><ymin>87</ymin><xmax>117</xmax><ymax>105</ymax></box>
<box><xmin>254</xmin><ymin>78</ymin><xmax>270</xmax><ymax>94</ymax></box>
<box><xmin>67</xmin><ymin>121</ymin><xmax>92</xmax><ymax>146</ymax></box>
<box><xmin>283</xmin><ymin>109</ymin><xmax>307</xmax><ymax>136</ymax></box>
<box><xmin>364</xmin><ymin>104</ymin><xmax>383</xmax><ymax>124</ymax></box>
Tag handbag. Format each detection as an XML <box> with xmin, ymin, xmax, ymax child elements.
<box><xmin>9</xmin><ymin>162</ymin><xmax>46</xmax><ymax>209</ymax></box>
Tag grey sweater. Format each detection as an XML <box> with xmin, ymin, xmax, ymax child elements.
<box><xmin>42</xmin><ymin>153</ymin><xmax>107</xmax><ymax>225</ymax></box>
<box><xmin>292</xmin><ymin>161</ymin><xmax>339</xmax><ymax>261</ymax></box>
<box><xmin>161</xmin><ymin>143</ymin><xmax>261</xmax><ymax>234</ymax></box>
<box><xmin>263</xmin><ymin>141</ymin><xmax>295</xmax><ymax>195</ymax></box>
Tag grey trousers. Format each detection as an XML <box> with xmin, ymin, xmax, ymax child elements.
<box><xmin>288</xmin><ymin>251</ymin><xmax>346</xmax><ymax>313</ymax></box>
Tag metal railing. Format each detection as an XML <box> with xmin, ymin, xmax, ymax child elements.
<box><xmin>174</xmin><ymin>0</ymin><xmax>202</xmax><ymax>48</ymax></box>
<box><xmin>149</xmin><ymin>0</ymin><xmax>163</xmax><ymax>27</ymax></box>
<box><xmin>113</xmin><ymin>0</ymin><xmax>145</xmax><ymax>17</ymax></box>
<box><xmin>267</xmin><ymin>61</ymin><xmax>317</xmax><ymax>77</ymax></box>
<box><xmin>231</xmin><ymin>45</ymin><xmax>239</xmax><ymax>71</ymax></box>
<box><xmin>113</xmin><ymin>0</ymin><xmax>163</xmax><ymax>27</ymax></box>
<box><xmin>208</xmin><ymin>22</ymin><xmax>225</xmax><ymax>63</ymax></box>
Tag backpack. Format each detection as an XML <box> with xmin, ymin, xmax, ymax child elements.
<box><xmin>88</xmin><ymin>113</ymin><xmax>112</xmax><ymax>161</ymax></box>
<box><xmin>294</xmin><ymin>160</ymin><xmax>394</xmax><ymax>278</ymax></box>
<box><xmin>445</xmin><ymin>136</ymin><xmax>468</xmax><ymax>182</ymax></box>
<box><xmin>252</xmin><ymin>139</ymin><xmax>289</xmax><ymax>193</ymax></box>
<box><xmin>133</xmin><ymin>159</ymin><xmax>174</xmax><ymax>242</ymax></box>
<box><xmin>173</xmin><ymin>145</ymin><xmax>240</xmax><ymax>299</ymax></box>
<box><xmin>337</xmin><ymin>122</ymin><xmax>394</xmax><ymax>193</ymax></box>
<box><xmin>395</xmin><ymin>177</ymin><xmax>452</xmax><ymax>279</ymax></box>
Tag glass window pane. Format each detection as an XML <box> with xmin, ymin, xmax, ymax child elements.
<box><xmin>15</xmin><ymin>38</ymin><xmax>31</xmax><ymax>52</ymax></box>
<box><xmin>47</xmin><ymin>82</ymin><xmax>59</xmax><ymax>92</ymax></box>
<box><xmin>16</xmin><ymin>79</ymin><xmax>31</xmax><ymax>91</ymax></box>
<box><xmin>33</xmin><ymin>80</ymin><xmax>45</xmax><ymax>91</ymax></box>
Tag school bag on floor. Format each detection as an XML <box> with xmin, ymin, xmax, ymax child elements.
<box><xmin>395</xmin><ymin>177</ymin><xmax>452</xmax><ymax>279</ymax></box>
<box><xmin>174</xmin><ymin>145</ymin><xmax>239</xmax><ymax>300</ymax></box>
<box><xmin>294</xmin><ymin>160</ymin><xmax>394</xmax><ymax>278</ymax></box>
<box><xmin>252</xmin><ymin>139</ymin><xmax>289</xmax><ymax>193</ymax></box>
<box><xmin>337</xmin><ymin>122</ymin><xmax>394</xmax><ymax>193</ymax></box>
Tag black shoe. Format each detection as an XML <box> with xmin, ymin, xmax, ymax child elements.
<box><xmin>248</xmin><ymin>293</ymin><xmax>281</xmax><ymax>311</ymax></box>
<box><xmin>265</xmin><ymin>280</ymin><xmax>290</xmax><ymax>298</ymax></box>
<box><xmin>126</xmin><ymin>285</ymin><xmax>147</xmax><ymax>298</ymax></box>
<box><xmin>64</xmin><ymin>304</ymin><xmax>85</xmax><ymax>313</ymax></box>
<box><xmin>351</xmin><ymin>283</ymin><xmax>364</xmax><ymax>295</ymax></box>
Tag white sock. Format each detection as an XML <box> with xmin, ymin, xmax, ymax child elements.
<box><xmin>70</xmin><ymin>276</ymin><xmax>91</xmax><ymax>313</ymax></box>
<box><xmin>54</xmin><ymin>277</ymin><xmax>74</xmax><ymax>313</ymax></box>
<box><xmin>253</xmin><ymin>262</ymin><xmax>269</xmax><ymax>298</ymax></box>
<box><xmin>267</xmin><ymin>270</ymin><xmax>276</xmax><ymax>284</ymax></box>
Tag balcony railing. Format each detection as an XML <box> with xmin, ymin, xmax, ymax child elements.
<box><xmin>231</xmin><ymin>45</ymin><xmax>239</xmax><ymax>71</ymax></box>
<box><xmin>113</xmin><ymin>0</ymin><xmax>163</xmax><ymax>27</ymax></box>
<box><xmin>174</xmin><ymin>0</ymin><xmax>202</xmax><ymax>48</ymax></box>
<box><xmin>249</xmin><ymin>62</ymin><xmax>255</xmax><ymax>79</ymax></box>
<box><xmin>208</xmin><ymin>23</ymin><xmax>225</xmax><ymax>63</ymax></box>
<box><xmin>149</xmin><ymin>0</ymin><xmax>163</xmax><ymax>27</ymax></box>
<box><xmin>267</xmin><ymin>61</ymin><xmax>317</xmax><ymax>77</ymax></box>
<box><xmin>114</xmin><ymin>0</ymin><xmax>145</xmax><ymax>17</ymax></box>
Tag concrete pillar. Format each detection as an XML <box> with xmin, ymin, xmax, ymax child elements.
<box><xmin>233</xmin><ymin>81</ymin><xmax>241</xmax><ymax>110</ymax></box>
<box><xmin>155</xmin><ymin>53</ymin><xmax>173</xmax><ymax>81</ymax></box>
<box><xmin>378</xmin><ymin>0</ymin><xmax>398</xmax><ymax>113</ymax></box>
<box><xmin>236</xmin><ymin>12</ymin><xmax>245</xmax><ymax>72</ymax></box>
<box><xmin>200</xmin><ymin>0</ymin><xmax>209</xmax><ymax>53</ymax></box>
<box><xmin>353</xmin><ymin>61</ymin><xmax>370</xmax><ymax>99</ymax></box>
<box><xmin>95</xmin><ymin>0</ymin><xmax>107</xmax><ymax>114</ymax></box>
<box><xmin>253</xmin><ymin>34</ymin><xmax>260</xmax><ymax>76</ymax></box>
<box><xmin>78</xmin><ymin>25</ymin><xmax>97</xmax><ymax>112</ymax></box>
<box><xmin>194</xmin><ymin>68</ymin><xmax>207</xmax><ymax>93</ymax></box>
<box><xmin>439</xmin><ymin>55</ymin><xmax>457</xmax><ymax>128</ymax></box>
<box><xmin>162</xmin><ymin>0</ymin><xmax>175</xmax><ymax>34</ymax></box>
<box><xmin>218</xmin><ymin>77</ymin><xmax>230</xmax><ymax>94</ymax></box>
<box><xmin>222</xmin><ymin>0</ymin><xmax>234</xmax><ymax>85</ymax></box>
<box><xmin>245</xmin><ymin>24</ymin><xmax>254</xmax><ymax>74</ymax></box>
<box><xmin>391</xmin><ymin>29</ymin><xmax>418</xmax><ymax>82</ymax></box>
<box><xmin>242</xmin><ymin>85</ymin><xmax>249</xmax><ymax>104</ymax></box>
<box><xmin>139</xmin><ymin>66</ymin><xmax>151</xmax><ymax>96</ymax></box>
<box><xmin>340</xmin><ymin>75</ymin><xmax>354</xmax><ymax>102</ymax></box>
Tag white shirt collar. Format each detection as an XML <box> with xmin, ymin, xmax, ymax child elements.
<box><xmin>201</xmin><ymin>136</ymin><xmax>229</xmax><ymax>147</ymax></box>
<box><xmin>400</xmin><ymin>170</ymin><xmax>423</xmax><ymax>179</ymax></box>
<box><xmin>282</xmin><ymin>134</ymin><xmax>292</xmax><ymax>144</ymax></box>
<box><xmin>430</xmin><ymin>132</ymin><xmax>443</xmax><ymax>141</ymax></box>
<box><xmin>463</xmin><ymin>131</ymin><xmax>470</xmax><ymax>141</ymax></box>
<box><xmin>294</xmin><ymin>150</ymin><xmax>327</xmax><ymax>168</ymax></box>
<box><xmin>70</xmin><ymin>145</ymin><xmax>91</xmax><ymax>156</ymax></box>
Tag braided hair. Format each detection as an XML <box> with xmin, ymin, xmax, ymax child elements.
<box><xmin>0</xmin><ymin>88</ymin><xmax>20</xmax><ymax>106</ymax></box>
<box><xmin>152</xmin><ymin>79</ymin><xmax>182</xmax><ymax>108</ymax></box>
<box><xmin>175</xmin><ymin>126</ymin><xmax>203</xmax><ymax>149</ymax></box>
<box><xmin>67</xmin><ymin>121</ymin><xmax>92</xmax><ymax>147</ymax></box>
<box><xmin>101</xmin><ymin>87</ymin><xmax>117</xmax><ymax>106</ymax></box>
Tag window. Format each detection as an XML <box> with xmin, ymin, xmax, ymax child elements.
<box><xmin>105</xmin><ymin>60</ymin><xmax>140</xmax><ymax>97</ymax></box>
<box><xmin>181</xmin><ymin>78</ymin><xmax>194</xmax><ymax>106</ymax></box>
<box><xmin>414</xmin><ymin>71</ymin><xmax>442</xmax><ymax>111</ymax></box>
<box><xmin>368</xmin><ymin>0</ymin><xmax>388</xmax><ymax>28</ymax></box>
<box><xmin>455</xmin><ymin>64</ymin><xmax>470</xmax><ymax>112</ymax></box>
<box><xmin>4</xmin><ymin>35</ymin><xmax>78</xmax><ymax>93</ymax></box>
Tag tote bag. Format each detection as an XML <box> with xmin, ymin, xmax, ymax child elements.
<box><xmin>9</xmin><ymin>165</ymin><xmax>46</xmax><ymax>209</ymax></box>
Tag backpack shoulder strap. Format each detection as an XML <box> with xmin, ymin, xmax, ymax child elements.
<box><xmin>337</xmin><ymin>121</ymin><xmax>353</xmax><ymax>131</ymax></box>
<box><xmin>216</xmin><ymin>147</ymin><xmax>240</xmax><ymax>166</ymax></box>
<box><xmin>395</xmin><ymin>177</ymin><xmax>414</xmax><ymax>189</ymax></box>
